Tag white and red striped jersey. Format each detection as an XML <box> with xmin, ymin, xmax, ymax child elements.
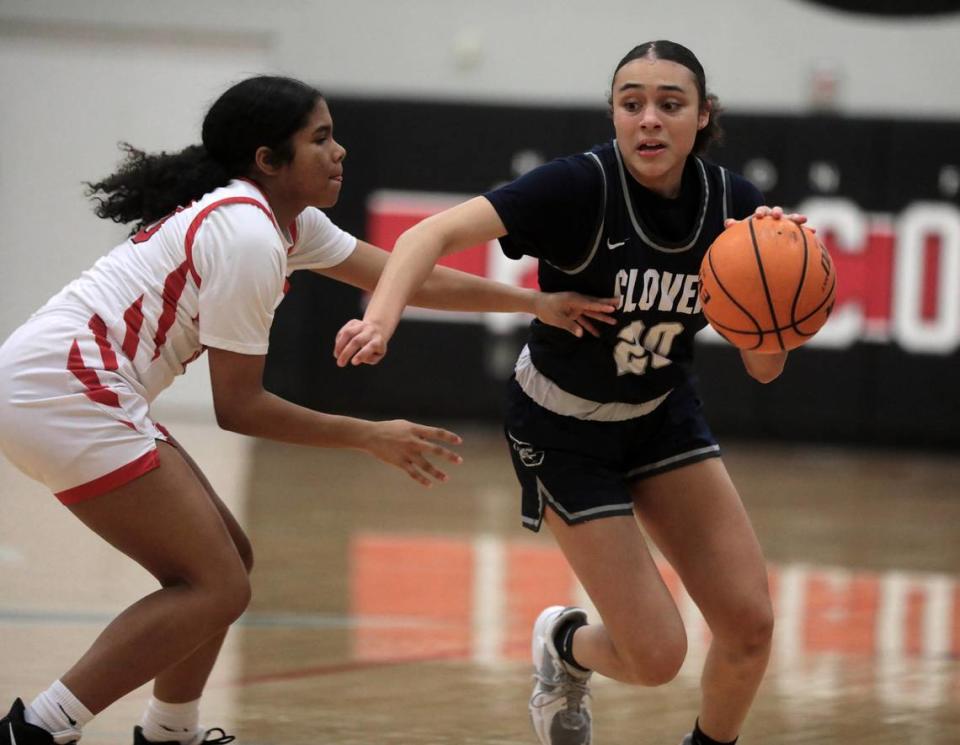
<box><xmin>35</xmin><ymin>178</ymin><xmax>356</xmax><ymax>403</ymax></box>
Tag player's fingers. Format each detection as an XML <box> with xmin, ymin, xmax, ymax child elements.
<box><xmin>403</xmin><ymin>462</ymin><xmax>432</xmax><ymax>487</ymax></box>
<box><xmin>414</xmin><ymin>457</ymin><xmax>448</xmax><ymax>483</ymax></box>
<box><xmin>724</xmin><ymin>217</ymin><xmax>737</xmax><ymax>228</ymax></box>
<box><xmin>573</xmin><ymin>297</ymin><xmax>619</xmax><ymax>313</ymax></box>
<box><xmin>352</xmin><ymin>348</ymin><xmax>384</xmax><ymax>366</ymax></box>
<box><xmin>415</xmin><ymin>426</ymin><xmax>462</xmax><ymax>446</ymax></box>
<box><xmin>419</xmin><ymin>441</ymin><xmax>463</xmax><ymax>464</ymax></box>
<box><xmin>333</xmin><ymin>320</ymin><xmax>361</xmax><ymax>355</ymax></box>
<box><xmin>753</xmin><ymin>206</ymin><xmax>772</xmax><ymax>218</ymax></box>
<box><xmin>350</xmin><ymin>338</ymin><xmax>385</xmax><ymax>366</ymax></box>
<box><xmin>582</xmin><ymin>310</ymin><xmax>617</xmax><ymax>325</ymax></box>
<box><xmin>336</xmin><ymin>335</ymin><xmax>368</xmax><ymax>367</ymax></box>
<box><xmin>577</xmin><ymin>318</ymin><xmax>600</xmax><ymax>337</ymax></box>
<box><xmin>333</xmin><ymin>329</ymin><xmax>358</xmax><ymax>361</ymax></box>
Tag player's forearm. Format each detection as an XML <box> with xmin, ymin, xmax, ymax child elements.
<box><xmin>363</xmin><ymin>224</ymin><xmax>447</xmax><ymax>336</ymax></box>
<box><xmin>411</xmin><ymin>265</ymin><xmax>537</xmax><ymax>314</ymax></box>
<box><xmin>216</xmin><ymin>387</ymin><xmax>374</xmax><ymax>449</ymax></box>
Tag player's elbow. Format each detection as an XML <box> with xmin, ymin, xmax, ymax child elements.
<box><xmin>748</xmin><ymin>367</ymin><xmax>782</xmax><ymax>384</ymax></box>
<box><xmin>214</xmin><ymin>402</ymin><xmax>243</xmax><ymax>433</ymax></box>
<box><xmin>213</xmin><ymin>394</ymin><xmax>258</xmax><ymax>434</ymax></box>
<box><xmin>742</xmin><ymin>350</ymin><xmax>787</xmax><ymax>383</ymax></box>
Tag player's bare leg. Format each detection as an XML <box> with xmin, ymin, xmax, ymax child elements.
<box><xmin>543</xmin><ymin>510</ymin><xmax>688</xmax><ymax>684</ymax></box>
<box><xmin>62</xmin><ymin>441</ymin><xmax>251</xmax><ymax>713</ymax></box>
<box><xmin>632</xmin><ymin>458</ymin><xmax>773</xmax><ymax>743</ymax></box>
<box><xmin>531</xmin><ymin>511</ymin><xmax>686</xmax><ymax>745</ymax></box>
<box><xmin>148</xmin><ymin>437</ymin><xmax>253</xmax><ymax>704</ymax></box>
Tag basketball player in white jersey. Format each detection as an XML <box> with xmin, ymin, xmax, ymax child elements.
<box><xmin>0</xmin><ymin>76</ymin><xmax>617</xmax><ymax>745</ymax></box>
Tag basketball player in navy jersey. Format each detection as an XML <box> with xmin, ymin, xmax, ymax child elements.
<box><xmin>335</xmin><ymin>42</ymin><xmax>811</xmax><ymax>745</ymax></box>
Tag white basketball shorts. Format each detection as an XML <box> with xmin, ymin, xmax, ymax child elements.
<box><xmin>0</xmin><ymin>308</ymin><xmax>169</xmax><ymax>504</ymax></box>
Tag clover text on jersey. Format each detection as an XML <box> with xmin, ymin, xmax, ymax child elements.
<box><xmin>613</xmin><ymin>268</ymin><xmax>702</xmax><ymax>315</ymax></box>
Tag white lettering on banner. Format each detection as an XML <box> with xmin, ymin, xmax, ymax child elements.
<box><xmin>893</xmin><ymin>203</ymin><xmax>960</xmax><ymax>355</ymax></box>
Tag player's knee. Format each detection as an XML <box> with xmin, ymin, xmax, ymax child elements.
<box><xmin>205</xmin><ymin>566</ymin><xmax>252</xmax><ymax>626</ymax></box>
<box><xmin>162</xmin><ymin>560</ymin><xmax>252</xmax><ymax>628</ymax></box>
<box><xmin>618</xmin><ymin>630</ymin><xmax>687</xmax><ymax>686</ymax></box>
<box><xmin>717</xmin><ymin>598</ymin><xmax>774</xmax><ymax>659</ymax></box>
<box><xmin>233</xmin><ymin>533</ymin><xmax>254</xmax><ymax>574</ymax></box>
<box><xmin>739</xmin><ymin>603</ymin><xmax>775</xmax><ymax>656</ymax></box>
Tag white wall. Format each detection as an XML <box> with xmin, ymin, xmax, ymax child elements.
<box><xmin>1</xmin><ymin>0</ymin><xmax>958</xmax><ymax>410</ymax></box>
<box><xmin>4</xmin><ymin>0</ymin><xmax>960</xmax><ymax>114</ymax></box>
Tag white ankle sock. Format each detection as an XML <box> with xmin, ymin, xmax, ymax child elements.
<box><xmin>24</xmin><ymin>680</ymin><xmax>93</xmax><ymax>744</ymax></box>
<box><xmin>139</xmin><ymin>698</ymin><xmax>203</xmax><ymax>745</ymax></box>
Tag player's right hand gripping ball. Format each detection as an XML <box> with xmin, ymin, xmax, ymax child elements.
<box><xmin>698</xmin><ymin>218</ymin><xmax>837</xmax><ymax>352</ymax></box>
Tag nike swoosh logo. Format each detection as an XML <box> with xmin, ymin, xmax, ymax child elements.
<box><xmin>607</xmin><ymin>238</ymin><xmax>627</xmax><ymax>249</ymax></box>
<box><xmin>58</xmin><ymin>704</ymin><xmax>77</xmax><ymax>727</ymax></box>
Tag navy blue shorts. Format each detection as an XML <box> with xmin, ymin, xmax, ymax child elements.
<box><xmin>503</xmin><ymin>378</ymin><xmax>720</xmax><ymax>532</ymax></box>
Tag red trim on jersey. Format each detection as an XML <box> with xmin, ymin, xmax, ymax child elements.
<box><xmin>67</xmin><ymin>339</ymin><xmax>121</xmax><ymax>408</ymax></box>
<box><xmin>152</xmin><ymin>261</ymin><xmax>190</xmax><ymax>361</ymax></box>
<box><xmin>55</xmin><ymin>448</ymin><xmax>160</xmax><ymax>504</ymax></box>
<box><xmin>288</xmin><ymin>217</ymin><xmax>299</xmax><ymax>254</ymax></box>
<box><xmin>181</xmin><ymin>347</ymin><xmax>205</xmax><ymax>367</ymax></box>
<box><xmin>183</xmin><ymin>196</ymin><xmax>279</xmax><ymax>286</ymax></box>
<box><xmin>155</xmin><ymin>423</ymin><xmax>172</xmax><ymax>439</ymax></box>
<box><xmin>87</xmin><ymin>314</ymin><xmax>118</xmax><ymax>371</ymax></box>
<box><xmin>122</xmin><ymin>294</ymin><xmax>145</xmax><ymax>360</ymax></box>
<box><xmin>131</xmin><ymin>206</ymin><xmax>186</xmax><ymax>244</ymax></box>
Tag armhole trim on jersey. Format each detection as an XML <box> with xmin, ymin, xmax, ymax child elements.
<box><xmin>720</xmin><ymin>167</ymin><xmax>732</xmax><ymax>223</ymax></box>
<box><xmin>543</xmin><ymin>151</ymin><xmax>607</xmax><ymax>276</ymax></box>
<box><xmin>184</xmin><ymin>197</ymin><xmax>279</xmax><ymax>286</ymax></box>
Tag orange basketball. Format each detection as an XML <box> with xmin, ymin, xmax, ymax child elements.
<box><xmin>698</xmin><ymin>218</ymin><xmax>837</xmax><ymax>352</ymax></box>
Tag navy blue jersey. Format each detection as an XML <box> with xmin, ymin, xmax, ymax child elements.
<box><xmin>485</xmin><ymin>140</ymin><xmax>763</xmax><ymax>405</ymax></box>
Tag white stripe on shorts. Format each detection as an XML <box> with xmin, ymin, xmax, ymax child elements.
<box><xmin>536</xmin><ymin>477</ymin><xmax>634</xmax><ymax>522</ymax></box>
<box><xmin>626</xmin><ymin>444</ymin><xmax>721</xmax><ymax>479</ymax></box>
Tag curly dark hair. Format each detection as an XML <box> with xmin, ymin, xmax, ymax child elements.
<box><xmin>608</xmin><ymin>40</ymin><xmax>724</xmax><ymax>155</ymax></box>
<box><xmin>86</xmin><ymin>76</ymin><xmax>323</xmax><ymax>233</ymax></box>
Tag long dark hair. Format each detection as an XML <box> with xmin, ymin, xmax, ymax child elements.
<box><xmin>609</xmin><ymin>40</ymin><xmax>723</xmax><ymax>155</ymax></box>
<box><xmin>86</xmin><ymin>76</ymin><xmax>323</xmax><ymax>232</ymax></box>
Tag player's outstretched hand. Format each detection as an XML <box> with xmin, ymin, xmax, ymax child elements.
<box><xmin>534</xmin><ymin>292</ymin><xmax>619</xmax><ymax>338</ymax></box>
<box><xmin>724</xmin><ymin>205</ymin><xmax>814</xmax><ymax>231</ymax></box>
<box><xmin>335</xmin><ymin>319</ymin><xmax>387</xmax><ymax>367</ymax></box>
<box><xmin>366</xmin><ymin>420</ymin><xmax>464</xmax><ymax>487</ymax></box>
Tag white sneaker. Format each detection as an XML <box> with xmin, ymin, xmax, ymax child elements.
<box><xmin>529</xmin><ymin>606</ymin><xmax>592</xmax><ymax>745</ymax></box>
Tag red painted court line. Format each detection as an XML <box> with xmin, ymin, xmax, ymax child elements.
<box><xmin>228</xmin><ymin>647</ymin><xmax>474</xmax><ymax>688</ymax></box>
